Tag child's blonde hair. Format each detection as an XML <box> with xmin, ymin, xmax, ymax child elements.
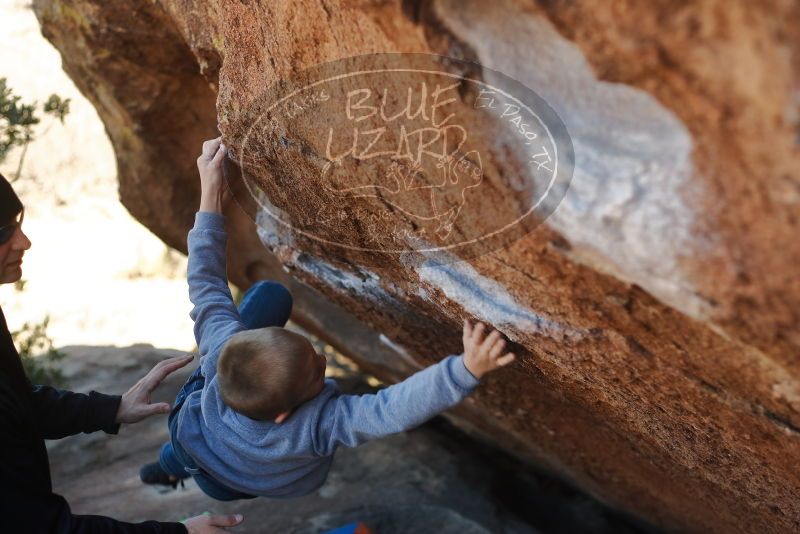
<box><xmin>217</xmin><ymin>327</ymin><xmax>312</xmax><ymax>420</ymax></box>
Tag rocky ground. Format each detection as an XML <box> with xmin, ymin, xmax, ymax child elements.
<box><xmin>48</xmin><ymin>344</ymin><xmax>651</xmax><ymax>534</ymax></box>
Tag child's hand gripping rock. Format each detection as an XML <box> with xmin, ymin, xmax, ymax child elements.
<box><xmin>462</xmin><ymin>320</ymin><xmax>516</xmax><ymax>379</ymax></box>
<box><xmin>197</xmin><ymin>136</ymin><xmax>227</xmax><ymax>214</ymax></box>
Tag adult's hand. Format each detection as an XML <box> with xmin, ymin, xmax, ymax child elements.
<box><xmin>184</xmin><ymin>513</ymin><xmax>244</xmax><ymax>533</ymax></box>
<box><xmin>115</xmin><ymin>354</ymin><xmax>194</xmax><ymax>424</ymax></box>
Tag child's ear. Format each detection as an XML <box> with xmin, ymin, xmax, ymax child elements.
<box><xmin>274</xmin><ymin>411</ymin><xmax>292</xmax><ymax>424</ymax></box>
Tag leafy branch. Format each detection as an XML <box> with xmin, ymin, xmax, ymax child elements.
<box><xmin>0</xmin><ymin>77</ymin><xmax>70</xmax><ymax>180</ymax></box>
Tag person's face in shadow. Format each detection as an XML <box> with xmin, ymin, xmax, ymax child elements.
<box><xmin>0</xmin><ymin>209</ymin><xmax>31</xmax><ymax>284</ymax></box>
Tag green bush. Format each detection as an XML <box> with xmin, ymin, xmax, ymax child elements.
<box><xmin>13</xmin><ymin>315</ymin><xmax>66</xmax><ymax>387</ymax></box>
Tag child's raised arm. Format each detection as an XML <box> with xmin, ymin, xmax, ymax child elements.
<box><xmin>311</xmin><ymin>320</ymin><xmax>515</xmax><ymax>455</ymax></box>
<box><xmin>188</xmin><ymin>137</ymin><xmax>245</xmax><ymax>379</ymax></box>
<box><xmin>198</xmin><ymin>137</ymin><xmax>227</xmax><ymax>214</ymax></box>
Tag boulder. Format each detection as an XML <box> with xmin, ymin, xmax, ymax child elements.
<box><xmin>34</xmin><ymin>1</ymin><xmax>800</xmax><ymax>532</ymax></box>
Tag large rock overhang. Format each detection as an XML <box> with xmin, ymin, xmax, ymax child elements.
<box><xmin>34</xmin><ymin>1</ymin><xmax>800</xmax><ymax>532</ymax></box>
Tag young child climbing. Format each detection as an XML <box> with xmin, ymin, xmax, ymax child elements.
<box><xmin>139</xmin><ymin>136</ymin><xmax>516</xmax><ymax>500</ymax></box>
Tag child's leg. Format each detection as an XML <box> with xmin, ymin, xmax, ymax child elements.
<box><xmin>238</xmin><ymin>280</ymin><xmax>293</xmax><ymax>329</ymax></box>
<box><xmin>158</xmin><ymin>442</ymin><xmax>190</xmax><ymax>480</ymax></box>
<box><xmin>142</xmin><ymin>369</ymin><xmax>204</xmax><ymax>488</ymax></box>
<box><xmin>191</xmin><ymin>471</ymin><xmax>257</xmax><ymax>501</ymax></box>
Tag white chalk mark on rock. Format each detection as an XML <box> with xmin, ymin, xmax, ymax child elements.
<box><xmin>288</xmin><ymin>252</ymin><xmax>409</xmax><ymax>309</ymax></box>
<box><xmin>437</xmin><ymin>0</ymin><xmax>713</xmax><ymax>320</ymax></box>
<box><xmin>418</xmin><ymin>259</ymin><xmax>584</xmax><ymax>342</ymax></box>
<box><xmin>254</xmin><ymin>191</ymin><xmax>295</xmax><ymax>250</ymax></box>
<box><xmin>379</xmin><ymin>333</ymin><xmax>424</xmax><ymax>370</ymax></box>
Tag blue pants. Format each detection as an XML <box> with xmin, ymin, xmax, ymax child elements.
<box><xmin>158</xmin><ymin>280</ymin><xmax>293</xmax><ymax>501</ymax></box>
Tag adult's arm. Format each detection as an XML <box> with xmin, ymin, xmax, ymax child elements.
<box><xmin>30</xmin><ymin>350</ymin><xmax>193</xmax><ymax>437</ymax></box>
<box><xmin>29</xmin><ymin>384</ymin><xmax>121</xmax><ymax>439</ymax></box>
<box><xmin>5</xmin><ymin>491</ymin><xmax>187</xmax><ymax>533</ymax></box>
<box><xmin>0</xmin><ymin>395</ymin><xmax>185</xmax><ymax>533</ymax></box>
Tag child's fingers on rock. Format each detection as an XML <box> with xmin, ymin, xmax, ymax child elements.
<box><xmin>489</xmin><ymin>338</ymin><xmax>506</xmax><ymax>359</ymax></box>
<box><xmin>480</xmin><ymin>330</ymin><xmax>501</xmax><ymax>352</ymax></box>
<box><xmin>211</xmin><ymin>143</ymin><xmax>227</xmax><ymax>166</ymax></box>
<box><xmin>497</xmin><ymin>353</ymin><xmax>516</xmax><ymax>367</ymax></box>
<box><xmin>472</xmin><ymin>322</ymin><xmax>485</xmax><ymax>343</ymax></box>
<box><xmin>202</xmin><ymin>137</ymin><xmax>222</xmax><ymax>156</ymax></box>
<box><xmin>463</xmin><ymin>319</ymin><xmax>472</xmax><ymax>339</ymax></box>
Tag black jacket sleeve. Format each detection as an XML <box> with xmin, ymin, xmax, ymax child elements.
<box><xmin>5</xmin><ymin>491</ymin><xmax>188</xmax><ymax>534</ymax></box>
<box><xmin>68</xmin><ymin>515</ymin><xmax>189</xmax><ymax>534</ymax></box>
<box><xmin>68</xmin><ymin>515</ymin><xmax>188</xmax><ymax>534</ymax></box>
<box><xmin>29</xmin><ymin>386</ymin><xmax>122</xmax><ymax>439</ymax></box>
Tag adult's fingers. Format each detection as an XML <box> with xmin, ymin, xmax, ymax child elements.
<box><xmin>141</xmin><ymin>402</ymin><xmax>171</xmax><ymax>418</ymax></box>
<box><xmin>463</xmin><ymin>319</ymin><xmax>473</xmax><ymax>341</ymax></box>
<box><xmin>208</xmin><ymin>514</ymin><xmax>244</xmax><ymax>527</ymax></box>
<box><xmin>145</xmin><ymin>355</ymin><xmax>193</xmax><ymax>389</ymax></box>
<box><xmin>152</xmin><ymin>354</ymin><xmax>193</xmax><ymax>375</ymax></box>
<box><xmin>148</xmin><ymin>354</ymin><xmax>183</xmax><ymax>373</ymax></box>
<box><xmin>159</xmin><ymin>354</ymin><xmax>194</xmax><ymax>375</ymax></box>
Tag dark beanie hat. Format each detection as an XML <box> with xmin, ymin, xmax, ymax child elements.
<box><xmin>0</xmin><ymin>173</ymin><xmax>23</xmax><ymax>225</ymax></box>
